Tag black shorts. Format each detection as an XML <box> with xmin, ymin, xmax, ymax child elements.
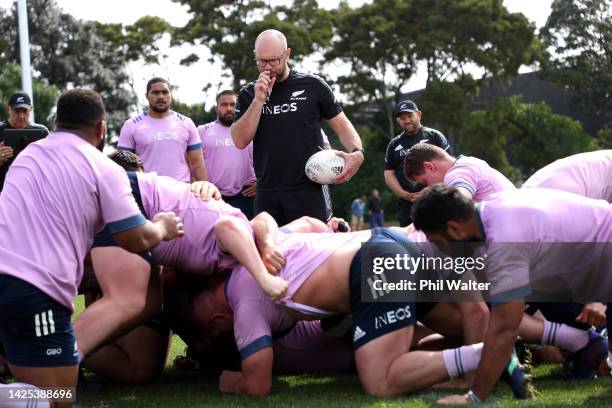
<box><xmin>255</xmin><ymin>184</ymin><xmax>327</xmax><ymax>225</ymax></box>
<box><xmin>0</xmin><ymin>275</ymin><xmax>78</xmax><ymax>367</ymax></box>
<box><xmin>398</xmin><ymin>199</ymin><xmax>413</xmax><ymax>228</ymax></box>
<box><xmin>223</xmin><ymin>193</ymin><xmax>255</xmax><ymax>220</ymax></box>
<box><xmin>349</xmin><ymin>228</ymin><xmax>435</xmax><ymax>349</ymax></box>
<box><xmin>142</xmin><ymin>308</ymin><xmax>172</xmax><ymax>335</ymax></box>
<box><xmin>92</xmin><ymin>225</ymin><xmax>153</xmax><ymax>263</ymax></box>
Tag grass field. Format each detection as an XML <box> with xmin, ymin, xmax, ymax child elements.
<box><xmin>72</xmin><ymin>297</ymin><xmax>612</xmax><ymax>407</ymax></box>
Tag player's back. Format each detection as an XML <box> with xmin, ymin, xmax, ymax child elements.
<box><xmin>481</xmin><ymin>188</ymin><xmax>612</xmax><ymax>303</ymax></box>
<box><xmin>480</xmin><ymin>188</ymin><xmax>611</xmax><ymax>243</ymax></box>
<box><xmin>275</xmin><ymin>230</ymin><xmax>368</xmax><ymax>316</ymax></box>
<box><xmin>444</xmin><ymin>155</ymin><xmax>515</xmax><ymax>202</ymax></box>
<box><xmin>0</xmin><ymin>132</ymin><xmax>136</xmax><ymax>309</ymax></box>
<box><xmin>523</xmin><ymin>150</ymin><xmax>612</xmax><ymax>201</ymax></box>
<box><xmin>134</xmin><ymin>171</ymin><xmax>248</xmax><ymax>273</ymax></box>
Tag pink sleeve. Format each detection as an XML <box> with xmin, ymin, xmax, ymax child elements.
<box><xmin>117</xmin><ymin>119</ymin><xmax>136</xmax><ymax>151</ymax></box>
<box><xmin>233</xmin><ymin>301</ymin><xmax>273</xmax><ymax>361</ymax></box>
<box><xmin>444</xmin><ymin>165</ymin><xmax>478</xmax><ymax>196</ymax></box>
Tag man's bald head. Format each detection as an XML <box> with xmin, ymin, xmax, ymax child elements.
<box><xmin>254</xmin><ymin>29</ymin><xmax>288</xmax><ymax>53</ymax></box>
<box><xmin>253</xmin><ymin>29</ymin><xmax>292</xmax><ymax>81</ymax></box>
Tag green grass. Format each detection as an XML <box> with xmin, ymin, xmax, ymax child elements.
<box><xmin>72</xmin><ymin>297</ymin><xmax>612</xmax><ymax>407</ymax></box>
<box><xmin>77</xmin><ymin>363</ymin><xmax>612</xmax><ymax>407</ymax></box>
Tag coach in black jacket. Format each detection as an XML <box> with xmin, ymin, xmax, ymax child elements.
<box><xmin>0</xmin><ymin>91</ymin><xmax>49</xmax><ymax>192</ymax></box>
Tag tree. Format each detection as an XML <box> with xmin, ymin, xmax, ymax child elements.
<box><xmin>170</xmin><ymin>98</ymin><xmax>217</xmax><ymax>127</ymax></box>
<box><xmin>0</xmin><ymin>1</ymin><xmax>174</xmax><ymax>135</ymax></box>
<box><xmin>461</xmin><ymin>96</ymin><xmax>599</xmax><ymax>181</ymax></box>
<box><xmin>413</xmin><ymin>77</ymin><xmax>478</xmax><ymax>148</ymax></box>
<box><xmin>172</xmin><ymin>0</ymin><xmax>333</xmax><ymax>89</ymax></box>
<box><xmin>326</xmin><ymin>0</ymin><xmax>418</xmax><ymax>140</ymax></box>
<box><xmin>327</xmin><ymin>0</ymin><xmax>540</xmax><ymax>141</ymax></box>
<box><xmin>95</xmin><ymin>16</ymin><xmax>173</xmax><ymax>65</ymax></box>
<box><xmin>540</xmin><ymin>0</ymin><xmax>612</xmax><ymax>128</ymax></box>
<box><xmin>411</xmin><ymin>0</ymin><xmax>540</xmax><ymax>85</ymax></box>
<box><xmin>0</xmin><ymin>63</ymin><xmax>59</xmax><ymax>129</ymax></box>
<box><xmin>596</xmin><ymin>126</ymin><xmax>612</xmax><ymax>149</ymax></box>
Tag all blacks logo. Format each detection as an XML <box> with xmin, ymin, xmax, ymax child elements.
<box><xmin>262</xmin><ymin>103</ymin><xmax>298</xmax><ymax>115</ymax></box>
<box><xmin>373</xmin><ymin>306</ymin><xmax>412</xmax><ymax>329</ymax></box>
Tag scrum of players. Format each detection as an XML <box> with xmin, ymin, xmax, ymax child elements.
<box><xmin>0</xmin><ymin>72</ymin><xmax>611</xmax><ymax>408</ymax></box>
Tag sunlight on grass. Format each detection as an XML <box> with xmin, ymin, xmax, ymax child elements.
<box><xmin>279</xmin><ymin>375</ymin><xmax>338</xmax><ymax>387</ymax></box>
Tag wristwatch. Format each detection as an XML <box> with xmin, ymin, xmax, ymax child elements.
<box><xmin>352</xmin><ymin>147</ymin><xmax>365</xmax><ymax>159</ymax></box>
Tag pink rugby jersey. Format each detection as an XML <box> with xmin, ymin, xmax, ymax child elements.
<box><xmin>198</xmin><ymin>121</ymin><xmax>256</xmax><ymax>196</ymax></box>
<box><xmin>118</xmin><ymin>111</ymin><xmax>202</xmax><ymax>182</ymax></box>
<box><xmin>444</xmin><ymin>155</ymin><xmax>515</xmax><ymax>201</ymax></box>
<box><xmin>134</xmin><ymin>171</ymin><xmax>251</xmax><ymax>274</ymax></box>
<box><xmin>227</xmin><ymin>230</ymin><xmax>368</xmax><ymax>360</ymax></box>
<box><xmin>477</xmin><ymin>188</ymin><xmax>612</xmax><ymax>303</ymax></box>
<box><xmin>523</xmin><ymin>150</ymin><xmax>612</xmax><ymax>202</ymax></box>
<box><xmin>0</xmin><ymin>132</ymin><xmax>146</xmax><ymax>310</ymax></box>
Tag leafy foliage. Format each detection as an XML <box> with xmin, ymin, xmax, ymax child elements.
<box><xmin>540</xmin><ymin>0</ymin><xmax>612</xmax><ymax>125</ymax></box>
<box><xmin>327</xmin><ymin>0</ymin><xmax>540</xmax><ymax>141</ymax></box>
<box><xmin>462</xmin><ymin>96</ymin><xmax>599</xmax><ymax>181</ymax></box>
<box><xmin>172</xmin><ymin>0</ymin><xmax>333</xmax><ymax>89</ymax></box>
<box><xmin>0</xmin><ymin>0</ymin><xmax>175</xmax><ymax>135</ymax></box>
<box><xmin>0</xmin><ymin>63</ymin><xmax>59</xmax><ymax>129</ymax></box>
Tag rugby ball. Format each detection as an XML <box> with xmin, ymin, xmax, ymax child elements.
<box><xmin>305</xmin><ymin>150</ymin><xmax>345</xmax><ymax>184</ymax></box>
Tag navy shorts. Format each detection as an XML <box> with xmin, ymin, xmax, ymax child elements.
<box><xmin>0</xmin><ymin>275</ymin><xmax>78</xmax><ymax>367</ymax></box>
<box><xmin>349</xmin><ymin>228</ymin><xmax>436</xmax><ymax>349</ymax></box>
<box><xmin>92</xmin><ymin>225</ymin><xmax>153</xmax><ymax>263</ymax></box>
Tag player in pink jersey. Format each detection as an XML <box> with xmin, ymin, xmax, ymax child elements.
<box><xmin>523</xmin><ymin>150</ymin><xmax>612</xmax><ymax>202</ymax></box>
<box><xmin>522</xmin><ymin>149</ymin><xmax>612</xmax><ymax>375</ymax></box>
<box><xmin>0</xmin><ymin>89</ymin><xmax>184</xmax><ymax>407</ymax></box>
<box><xmin>118</xmin><ymin>77</ymin><xmax>206</xmax><ymax>183</ymax></box>
<box><xmin>191</xmin><ymin>219</ymin><xmax>527</xmax><ymax>399</ymax></box>
<box><xmin>133</xmin><ymin>171</ymin><xmax>286</xmax><ymax>289</ymax></box>
<box><xmin>412</xmin><ymin>185</ymin><xmax>612</xmax><ymax>404</ymax></box>
<box><xmin>199</xmin><ymin>90</ymin><xmax>257</xmax><ymax>218</ymax></box>
<box><xmin>77</xmin><ymin>219</ymin><xmax>351</xmax><ymax>385</ymax></box>
<box><xmin>73</xmin><ymin>154</ymin><xmax>287</xmax><ymax>362</ymax></box>
<box><xmin>405</xmin><ymin>144</ymin><xmax>606</xmax><ymax>371</ymax></box>
<box><xmin>403</xmin><ymin>143</ymin><xmax>515</xmax><ymax>201</ymax></box>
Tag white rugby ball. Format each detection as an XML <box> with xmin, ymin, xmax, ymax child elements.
<box><xmin>305</xmin><ymin>150</ymin><xmax>345</xmax><ymax>184</ymax></box>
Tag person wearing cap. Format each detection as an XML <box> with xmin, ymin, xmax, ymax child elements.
<box><xmin>0</xmin><ymin>91</ymin><xmax>49</xmax><ymax>192</ymax></box>
<box><xmin>384</xmin><ymin>100</ymin><xmax>451</xmax><ymax>227</ymax></box>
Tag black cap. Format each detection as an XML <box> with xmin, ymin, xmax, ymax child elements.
<box><xmin>8</xmin><ymin>91</ymin><xmax>32</xmax><ymax>109</ymax></box>
<box><xmin>395</xmin><ymin>100</ymin><xmax>419</xmax><ymax>117</ymax></box>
